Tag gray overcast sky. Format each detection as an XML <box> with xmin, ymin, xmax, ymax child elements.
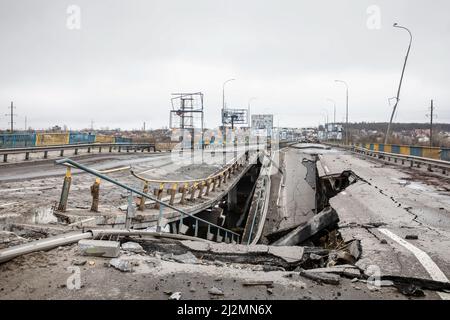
<box><xmin>1</xmin><ymin>0</ymin><xmax>449</xmax><ymax>130</ymax></box>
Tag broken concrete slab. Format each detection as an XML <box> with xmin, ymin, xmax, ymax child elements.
<box><xmin>78</xmin><ymin>240</ymin><xmax>120</xmax><ymax>258</ymax></box>
<box><xmin>268</xmin><ymin>246</ymin><xmax>304</xmax><ymax>263</ymax></box>
<box><xmin>109</xmin><ymin>258</ymin><xmax>133</xmax><ymax>272</ymax></box>
<box><xmin>121</xmin><ymin>242</ymin><xmax>144</xmax><ymax>253</ymax></box>
<box><xmin>180</xmin><ymin>240</ymin><xmax>210</xmax><ymax>252</ymax></box>
<box><xmin>348</xmin><ymin>240</ymin><xmax>362</xmax><ymax>260</ymax></box>
<box><xmin>180</xmin><ymin>241</ymin><xmax>302</xmax><ymax>263</ymax></box>
<box><xmin>247</xmin><ymin>245</ymin><xmax>269</xmax><ymax>254</ymax></box>
<box><xmin>209</xmin><ymin>243</ymin><xmax>249</xmax><ymax>254</ymax></box>
<box><xmin>273</xmin><ymin>207</ymin><xmax>339</xmax><ymax>246</ymax></box>
<box><xmin>171</xmin><ymin>251</ymin><xmax>199</xmax><ymax>264</ymax></box>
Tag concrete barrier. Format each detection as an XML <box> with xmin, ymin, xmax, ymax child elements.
<box><xmin>354</xmin><ymin>143</ymin><xmax>445</xmax><ymax>161</ymax></box>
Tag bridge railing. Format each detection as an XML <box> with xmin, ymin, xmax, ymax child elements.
<box><xmin>329</xmin><ymin>143</ymin><xmax>450</xmax><ymax>175</ymax></box>
<box><xmin>0</xmin><ymin>143</ymin><xmax>156</xmax><ymax>163</ymax></box>
<box><xmin>130</xmin><ymin>151</ymin><xmax>256</xmax><ymax>208</ymax></box>
<box><xmin>55</xmin><ymin>158</ymin><xmax>242</xmax><ymax>243</ymax></box>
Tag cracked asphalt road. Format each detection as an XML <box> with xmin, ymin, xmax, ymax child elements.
<box><xmin>318</xmin><ymin>147</ymin><xmax>450</xmax><ymax>299</ymax></box>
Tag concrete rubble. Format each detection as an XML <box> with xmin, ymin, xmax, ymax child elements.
<box><xmin>78</xmin><ymin>239</ymin><xmax>120</xmax><ymax>258</ymax></box>
<box><xmin>121</xmin><ymin>241</ymin><xmax>144</xmax><ymax>253</ymax></box>
<box><xmin>272</xmin><ymin>207</ymin><xmax>340</xmax><ymax>246</ymax></box>
<box><xmin>181</xmin><ymin>240</ymin><xmax>304</xmax><ymax>264</ymax></box>
<box><xmin>109</xmin><ymin>258</ymin><xmax>133</xmax><ymax>272</ymax></box>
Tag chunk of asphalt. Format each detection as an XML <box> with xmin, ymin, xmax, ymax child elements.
<box><xmin>121</xmin><ymin>242</ymin><xmax>144</xmax><ymax>253</ymax></box>
<box><xmin>208</xmin><ymin>286</ymin><xmax>224</xmax><ymax>296</ymax></box>
<box><xmin>109</xmin><ymin>258</ymin><xmax>133</xmax><ymax>272</ymax></box>
<box><xmin>171</xmin><ymin>251</ymin><xmax>199</xmax><ymax>264</ymax></box>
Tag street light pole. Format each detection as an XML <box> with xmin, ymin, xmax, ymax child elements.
<box><xmin>335</xmin><ymin>80</ymin><xmax>349</xmax><ymax>145</ymax></box>
<box><xmin>385</xmin><ymin>23</ymin><xmax>413</xmax><ymax>145</ymax></box>
<box><xmin>247</xmin><ymin>97</ymin><xmax>257</xmax><ymax>126</ymax></box>
<box><xmin>222</xmin><ymin>78</ymin><xmax>235</xmax><ymax>124</ymax></box>
<box><xmin>322</xmin><ymin>110</ymin><xmax>329</xmax><ymax>141</ymax></box>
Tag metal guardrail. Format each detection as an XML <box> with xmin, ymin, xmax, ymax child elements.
<box><xmin>55</xmin><ymin>158</ymin><xmax>241</xmax><ymax>243</ymax></box>
<box><xmin>0</xmin><ymin>143</ymin><xmax>156</xmax><ymax>163</ymax></box>
<box><xmin>329</xmin><ymin>143</ymin><xmax>450</xmax><ymax>174</ymax></box>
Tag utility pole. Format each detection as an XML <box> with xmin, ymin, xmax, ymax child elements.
<box><xmin>428</xmin><ymin>99</ymin><xmax>434</xmax><ymax>147</ymax></box>
<box><xmin>335</xmin><ymin>80</ymin><xmax>349</xmax><ymax>145</ymax></box>
<box><xmin>143</xmin><ymin>121</ymin><xmax>146</xmax><ymax>132</ymax></box>
<box><xmin>385</xmin><ymin>23</ymin><xmax>413</xmax><ymax>145</ymax></box>
<box><xmin>6</xmin><ymin>101</ymin><xmax>17</xmax><ymax>133</ymax></box>
<box><xmin>25</xmin><ymin>116</ymin><xmax>27</xmax><ymax>131</ymax></box>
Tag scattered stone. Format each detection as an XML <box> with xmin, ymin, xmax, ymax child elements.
<box><xmin>190</xmin><ymin>288</ymin><xmax>196</xmax><ymax>293</ymax></box>
<box><xmin>242</xmin><ymin>281</ymin><xmax>274</xmax><ymax>288</ymax></box>
<box><xmin>405</xmin><ymin>235</ymin><xmax>419</xmax><ymax>240</ymax></box>
<box><xmin>300</xmin><ymin>270</ymin><xmax>340</xmax><ymax>285</ymax></box>
<box><xmin>121</xmin><ymin>242</ymin><xmax>144</xmax><ymax>253</ymax></box>
<box><xmin>348</xmin><ymin>240</ymin><xmax>362</xmax><ymax>260</ymax></box>
<box><xmin>380</xmin><ymin>239</ymin><xmax>388</xmax><ymax>244</ymax></box>
<box><xmin>208</xmin><ymin>286</ymin><xmax>224</xmax><ymax>296</ymax></box>
<box><xmin>169</xmin><ymin>292</ymin><xmax>181</xmax><ymax>300</ymax></box>
<box><xmin>72</xmin><ymin>259</ymin><xmax>87</xmax><ymax>266</ymax></box>
<box><xmin>214</xmin><ymin>278</ymin><xmax>222</xmax><ymax>282</ymax></box>
<box><xmin>171</xmin><ymin>251</ymin><xmax>199</xmax><ymax>264</ymax></box>
<box><xmin>78</xmin><ymin>240</ymin><xmax>120</xmax><ymax>258</ymax></box>
<box><xmin>267</xmin><ymin>288</ymin><xmax>273</xmax><ymax>295</ymax></box>
<box><xmin>214</xmin><ymin>260</ymin><xmax>226</xmax><ymax>267</ymax></box>
<box><xmin>109</xmin><ymin>258</ymin><xmax>133</xmax><ymax>272</ymax></box>
<box><xmin>88</xmin><ymin>260</ymin><xmax>95</xmax><ymax>266</ymax></box>
<box><xmin>309</xmin><ymin>253</ymin><xmax>322</xmax><ymax>261</ymax></box>
<box><xmin>262</xmin><ymin>265</ymin><xmax>285</xmax><ymax>272</ymax></box>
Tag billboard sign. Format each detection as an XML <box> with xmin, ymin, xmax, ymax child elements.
<box><xmin>222</xmin><ymin>109</ymin><xmax>248</xmax><ymax>125</ymax></box>
<box><xmin>251</xmin><ymin>114</ymin><xmax>273</xmax><ymax>130</ymax></box>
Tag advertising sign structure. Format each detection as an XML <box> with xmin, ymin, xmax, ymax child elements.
<box><xmin>221</xmin><ymin>109</ymin><xmax>248</xmax><ymax>126</ymax></box>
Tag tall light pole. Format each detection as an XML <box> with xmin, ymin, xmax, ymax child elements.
<box><xmin>247</xmin><ymin>97</ymin><xmax>257</xmax><ymax>126</ymax></box>
<box><xmin>327</xmin><ymin>98</ymin><xmax>336</xmax><ymax>125</ymax></box>
<box><xmin>335</xmin><ymin>80</ymin><xmax>349</xmax><ymax>145</ymax></box>
<box><xmin>322</xmin><ymin>109</ymin><xmax>329</xmax><ymax>141</ymax></box>
<box><xmin>222</xmin><ymin>78</ymin><xmax>235</xmax><ymax>124</ymax></box>
<box><xmin>385</xmin><ymin>23</ymin><xmax>413</xmax><ymax>145</ymax></box>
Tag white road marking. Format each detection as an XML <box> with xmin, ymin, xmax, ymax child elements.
<box><xmin>378</xmin><ymin>228</ymin><xmax>450</xmax><ymax>300</ymax></box>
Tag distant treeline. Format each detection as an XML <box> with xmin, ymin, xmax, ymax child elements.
<box><xmin>343</xmin><ymin>122</ymin><xmax>450</xmax><ymax>132</ymax></box>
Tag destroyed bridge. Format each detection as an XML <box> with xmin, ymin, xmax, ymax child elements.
<box><xmin>0</xmin><ymin>141</ymin><xmax>450</xmax><ymax>300</ymax></box>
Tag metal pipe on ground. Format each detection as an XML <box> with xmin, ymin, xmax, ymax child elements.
<box><xmin>0</xmin><ymin>231</ymin><xmax>93</xmax><ymax>264</ymax></box>
<box><xmin>90</xmin><ymin>229</ymin><xmax>211</xmax><ymax>242</ymax></box>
